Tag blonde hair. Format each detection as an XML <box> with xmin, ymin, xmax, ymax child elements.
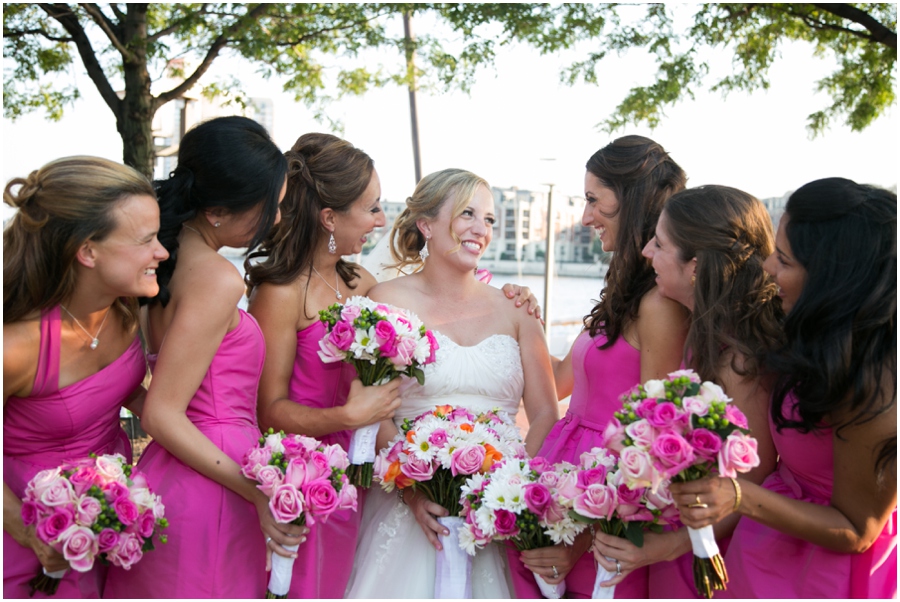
<box><xmin>389</xmin><ymin>168</ymin><xmax>490</xmax><ymax>272</ymax></box>
<box><xmin>3</xmin><ymin>156</ymin><xmax>154</xmax><ymax>324</ymax></box>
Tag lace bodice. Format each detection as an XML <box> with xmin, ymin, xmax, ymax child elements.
<box><xmin>395</xmin><ymin>332</ymin><xmax>524</xmax><ymax>422</ymax></box>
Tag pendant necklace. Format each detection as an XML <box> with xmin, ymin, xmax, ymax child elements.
<box><xmin>311</xmin><ymin>266</ymin><xmax>342</xmax><ymax>300</ymax></box>
<box><xmin>60</xmin><ymin>304</ymin><xmax>111</xmax><ymax>350</ymax></box>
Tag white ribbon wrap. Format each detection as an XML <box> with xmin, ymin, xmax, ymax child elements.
<box><xmin>434</xmin><ymin>516</ymin><xmax>472</xmax><ymax>599</ymax></box>
<box><xmin>534</xmin><ymin>572</ymin><xmax>566</xmax><ymax>599</ymax></box>
<box><xmin>347</xmin><ymin>422</ymin><xmax>380</xmax><ymax>464</ymax></box>
<box><xmin>687</xmin><ymin>525</ymin><xmax>719</xmax><ymax>559</ymax></box>
<box><xmin>591</xmin><ymin>556</ymin><xmax>618</xmax><ymax>599</ymax></box>
<box><xmin>267</xmin><ymin>543</ymin><xmax>300</xmax><ymax>597</ymax></box>
<box><xmin>43</xmin><ymin>568</ymin><xmax>67</xmax><ymax>579</ymax></box>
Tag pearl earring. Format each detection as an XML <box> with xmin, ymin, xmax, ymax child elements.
<box><xmin>214</xmin><ymin>222</ymin><xmax>221</xmax><ymax>228</ymax></box>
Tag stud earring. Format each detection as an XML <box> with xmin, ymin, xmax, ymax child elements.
<box><xmin>419</xmin><ymin>237</ymin><xmax>430</xmax><ymax>261</ymax></box>
<box><xmin>691</xmin><ymin>273</ymin><xmax>696</xmax><ymax>287</ymax></box>
<box><xmin>328</xmin><ymin>232</ymin><xmax>337</xmax><ymax>255</ymax></box>
<box><xmin>214</xmin><ymin>222</ymin><xmax>221</xmax><ymax>228</ymax></box>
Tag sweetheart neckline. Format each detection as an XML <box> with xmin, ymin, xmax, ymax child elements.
<box><xmin>432</xmin><ymin>331</ymin><xmax>518</xmax><ymax>349</ymax></box>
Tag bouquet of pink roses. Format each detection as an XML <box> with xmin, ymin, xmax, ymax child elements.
<box><xmin>241</xmin><ymin>428</ymin><xmax>357</xmax><ymax>599</ymax></box>
<box><xmin>609</xmin><ymin>369</ymin><xmax>760</xmax><ymax>598</ymax></box>
<box><xmin>375</xmin><ymin>405</ymin><xmax>526</xmax><ymax>598</ymax></box>
<box><xmin>318</xmin><ymin>296</ymin><xmax>439</xmax><ymax>487</ymax></box>
<box><xmin>20</xmin><ymin>453</ymin><xmax>168</xmax><ymax>596</ymax></box>
<box><xmin>459</xmin><ymin>456</ymin><xmax>586</xmax><ymax>599</ymax></box>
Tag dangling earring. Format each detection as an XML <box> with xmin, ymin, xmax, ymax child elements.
<box><xmin>691</xmin><ymin>273</ymin><xmax>696</xmax><ymax>287</ymax></box>
<box><xmin>214</xmin><ymin>221</ymin><xmax>221</xmax><ymax>228</ymax></box>
<box><xmin>419</xmin><ymin>237</ymin><xmax>430</xmax><ymax>261</ymax></box>
<box><xmin>328</xmin><ymin>232</ymin><xmax>337</xmax><ymax>255</ymax></box>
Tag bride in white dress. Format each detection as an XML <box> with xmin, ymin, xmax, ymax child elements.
<box><xmin>345</xmin><ymin>169</ymin><xmax>559</xmax><ymax>598</ymax></box>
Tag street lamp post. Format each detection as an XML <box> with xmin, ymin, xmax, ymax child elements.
<box><xmin>542</xmin><ymin>183</ymin><xmax>555</xmax><ymax>341</ymax></box>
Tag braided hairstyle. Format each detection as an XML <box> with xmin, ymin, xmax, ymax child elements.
<box><xmin>244</xmin><ymin>133</ymin><xmax>373</xmax><ymax>306</ymax></box>
<box><xmin>662</xmin><ymin>185</ymin><xmax>784</xmax><ymax>382</ymax></box>
<box><xmin>584</xmin><ymin>136</ymin><xmax>687</xmax><ymax>347</ymax></box>
<box><xmin>153</xmin><ymin>116</ymin><xmax>286</xmax><ymax>306</ymax></box>
<box><xmin>3</xmin><ymin>156</ymin><xmax>154</xmax><ymax>326</ymax></box>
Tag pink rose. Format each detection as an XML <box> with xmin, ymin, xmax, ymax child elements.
<box><xmin>36</xmin><ymin>507</ymin><xmax>74</xmax><ymax>544</ymax></box>
<box><xmin>69</xmin><ymin>467</ymin><xmax>100</xmax><ymax>497</ymax></box>
<box><xmin>374</xmin><ymin>304</ymin><xmax>391</xmax><ymax>315</ymax></box>
<box><xmin>625</xmin><ymin>419</ymin><xmax>657</xmax><ymax>450</ymax></box>
<box><xmin>374</xmin><ymin>320</ymin><xmax>398</xmax><ymax>357</ymax></box>
<box><xmin>528</xmin><ymin>456</ymin><xmax>553</xmax><ymax>475</ymax></box>
<box><xmin>302</xmin><ymin>479</ymin><xmax>340</xmax><ymax>524</ymax></box>
<box><xmin>21</xmin><ymin>500</ymin><xmax>42</xmax><ymax>526</ymax></box>
<box><xmin>651</xmin><ymin>433</ymin><xmax>696</xmax><ymax>479</ymax></box>
<box><xmin>724</xmin><ymin>405</ymin><xmax>749</xmax><ymax>429</ymax></box>
<box><xmin>107</xmin><ymin>531</ymin><xmax>143</xmax><ymax>570</ymax></box>
<box><xmin>450</xmin><ymin>445</ymin><xmax>486</xmax><ymax>476</ymax></box>
<box><xmin>543</xmin><ymin>499</ymin><xmax>568</xmax><ymax>524</ymax></box>
<box><xmin>577</xmin><ymin>466</ymin><xmax>607</xmax><ymax>489</ymax></box>
<box><xmin>317</xmin><ymin>339</ymin><xmax>345</xmax><ymax>363</ymax></box>
<box><xmin>338</xmin><ymin>482</ymin><xmax>358</xmax><ymax>512</ymax></box>
<box><xmin>39</xmin><ymin>476</ymin><xmax>75</xmax><ymax>508</ymax></box>
<box><xmin>113</xmin><ymin>497</ymin><xmax>140</xmax><ymax>526</ymax></box>
<box><xmin>523</xmin><ymin>482</ymin><xmax>551</xmax><ymax>517</ymax></box>
<box><xmin>26</xmin><ymin>468</ymin><xmax>62</xmax><ymax>500</ymax></box>
<box><xmin>554</xmin><ymin>471</ymin><xmax>580</xmax><ymax>502</ymax></box>
<box><xmin>328</xmin><ymin>320</ymin><xmax>356</xmax><ymax>352</ymax></box>
<box><xmin>340</xmin><ymin>304</ymin><xmax>361</xmax><ymax>323</ymax></box>
<box><xmin>136</xmin><ymin>510</ymin><xmax>156</xmax><ymax>539</ymax></box>
<box><xmin>281</xmin><ymin>436</ymin><xmax>309</xmax><ymax>461</ymax></box>
<box><xmin>306</xmin><ymin>451</ymin><xmax>332</xmax><ymax>482</ymax></box>
<box><xmin>384</xmin><ymin>440</ymin><xmax>404</xmax><ymax>463</ymax></box>
<box><xmin>428</xmin><ymin>429</ymin><xmax>448</xmax><ymax>448</ymax></box>
<box><xmin>645</xmin><ymin>479</ymin><xmax>674</xmax><ymax>509</ymax></box>
<box><xmin>600</xmin><ymin>418</ymin><xmax>627</xmax><ymax>454</ymax></box>
<box><xmin>668</xmin><ymin>369</ymin><xmax>701</xmax><ymax>383</ymax></box>
<box><xmin>538</xmin><ymin>470</ymin><xmax>561</xmax><ymax>489</ymax></box>
<box><xmin>424</xmin><ymin>330</ymin><xmax>439</xmax><ymax>364</ymax></box>
<box><xmin>257</xmin><ymin>464</ymin><xmax>286</xmax><ymax>496</ymax></box>
<box><xmin>242</xmin><ymin>446</ymin><xmax>273</xmax><ymax>478</ymax></box>
<box><xmin>619</xmin><ymin>447</ymin><xmax>655</xmax><ymax>490</ymax></box>
<box><xmin>94</xmin><ymin>455</ymin><xmax>126</xmax><ymax>482</ymax></box>
<box><xmin>682</xmin><ymin>395</ymin><xmax>711</xmax><ymax>417</ymax></box>
<box><xmin>635</xmin><ymin>399</ymin><xmax>659</xmax><ymax>420</ymax></box>
<box><xmin>389</xmin><ymin>337</ymin><xmax>417</xmax><ymax>368</ymax></box>
<box><xmin>615</xmin><ymin>483</ymin><xmax>653</xmax><ymax>522</ymax></box>
<box><xmin>573</xmin><ymin>484</ymin><xmax>617</xmax><ymax>521</ymax></box>
<box><xmin>103</xmin><ymin>481</ymin><xmax>130</xmax><ymax>502</ymax></box>
<box><xmin>647</xmin><ymin>402</ymin><xmax>687</xmax><ymax>431</ymax></box>
<box><xmin>718</xmin><ymin>431</ymin><xmax>760</xmax><ymax>478</ymax></box>
<box><xmin>698</xmin><ymin>381</ymin><xmax>728</xmax><ymax>403</ymax></box>
<box><xmin>269</xmin><ymin>484</ymin><xmax>304</xmax><ymax>524</ymax></box>
<box><xmin>97</xmin><ymin>528</ymin><xmax>120</xmax><ymax>553</ymax></box>
<box><xmin>75</xmin><ymin>495</ymin><xmax>103</xmax><ymax>525</ymax></box>
<box><xmin>57</xmin><ymin>525</ymin><xmax>98</xmax><ymax>572</ymax></box>
<box><xmin>400</xmin><ymin>454</ymin><xmax>436</xmax><ymax>482</ymax></box>
<box><xmin>689</xmin><ymin>428</ymin><xmax>722</xmax><ymax>462</ymax></box>
<box><xmin>322</xmin><ymin>444</ymin><xmax>350</xmax><ymax>471</ymax></box>
<box><xmin>493</xmin><ymin>509</ymin><xmax>519</xmax><ymax>537</ymax></box>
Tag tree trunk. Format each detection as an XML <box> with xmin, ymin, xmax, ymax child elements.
<box><xmin>118</xmin><ymin>4</ymin><xmax>156</xmax><ymax>179</ymax></box>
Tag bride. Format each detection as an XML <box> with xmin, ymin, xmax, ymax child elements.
<box><xmin>345</xmin><ymin>168</ymin><xmax>559</xmax><ymax>598</ymax></box>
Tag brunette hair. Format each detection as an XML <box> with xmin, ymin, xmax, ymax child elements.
<box><xmin>768</xmin><ymin>178</ymin><xmax>896</xmax><ymax>477</ymax></box>
<box><xmin>662</xmin><ymin>185</ymin><xmax>784</xmax><ymax>382</ymax></box>
<box><xmin>389</xmin><ymin>168</ymin><xmax>490</xmax><ymax>272</ymax></box>
<box><xmin>3</xmin><ymin>156</ymin><xmax>154</xmax><ymax>326</ymax></box>
<box><xmin>584</xmin><ymin>136</ymin><xmax>686</xmax><ymax>346</ymax></box>
<box><xmin>153</xmin><ymin>116</ymin><xmax>286</xmax><ymax>306</ymax></box>
<box><xmin>244</xmin><ymin>132</ymin><xmax>373</xmax><ymax>297</ymax></box>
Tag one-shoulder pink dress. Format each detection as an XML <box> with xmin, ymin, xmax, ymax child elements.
<box><xmin>720</xmin><ymin>396</ymin><xmax>897</xmax><ymax>598</ymax></box>
<box><xmin>4</xmin><ymin>306</ymin><xmax>142</xmax><ymax>598</ymax></box>
<box><xmin>509</xmin><ymin>330</ymin><xmax>649</xmax><ymax>598</ymax></box>
<box><xmin>104</xmin><ymin>310</ymin><xmax>268</xmax><ymax>598</ymax></box>
<box><xmin>284</xmin><ymin>320</ymin><xmax>360</xmax><ymax>598</ymax></box>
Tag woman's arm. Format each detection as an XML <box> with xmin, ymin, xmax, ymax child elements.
<box><xmin>554</xmin><ymin>343</ymin><xmax>576</xmax><ymax>401</ymax></box>
<box><xmin>515</xmin><ymin>310</ymin><xmax>559</xmax><ymax>457</ymax></box>
<box><xmin>634</xmin><ymin>288</ymin><xmax>689</xmax><ymax>382</ymax></box>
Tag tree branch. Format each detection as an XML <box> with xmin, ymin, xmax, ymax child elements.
<box><xmin>812</xmin><ymin>3</ymin><xmax>897</xmax><ymax>50</ymax></box>
<box><xmin>2</xmin><ymin>27</ymin><xmax>72</xmax><ymax>42</ymax></box>
<box><xmin>109</xmin><ymin>3</ymin><xmax>125</xmax><ymax>21</ymax></box>
<box><xmin>147</xmin><ymin>3</ymin><xmax>210</xmax><ymax>43</ymax></box>
<box><xmin>79</xmin><ymin>3</ymin><xmax>135</xmax><ymax>61</ymax></box>
<box><xmin>38</xmin><ymin>3</ymin><xmax>122</xmax><ymax>117</ymax></box>
<box><xmin>153</xmin><ymin>3</ymin><xmax>272</xmax><ymax>108</ymax></box>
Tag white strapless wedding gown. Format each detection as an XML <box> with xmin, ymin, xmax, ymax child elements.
<box><xmin>345</xmin><ymin>332</ymin><xmax>525</xmax><ymax>598</ymax></box>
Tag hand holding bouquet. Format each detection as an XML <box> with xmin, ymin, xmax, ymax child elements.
<box><xmin>21</xmin><ymin>453</ymin><xmax>168</xmax><ymax>596</ymax></box>
<box><xmin>612</xmin><ymin>369</ymin><xmax>760</xmax><ymax>598</ymax></box>
<box><xmin>318</xmin><ymin>296</ymin><xmax>439</xmax><ymax>487</ymax></box>
<box><xmin>241</xmin><ymin>429</ymin><xmax>358</xmax><ymax>598</ymax></box>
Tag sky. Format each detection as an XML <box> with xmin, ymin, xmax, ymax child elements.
<box><xmin>3</xmin><ymin>13</ymin><xmax>897</xmax><ymax>221</ymax></box>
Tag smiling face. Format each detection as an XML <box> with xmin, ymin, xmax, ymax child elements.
<box><xmin>763</xmin><ymin>214</ymin><xmax>807</xmax><ymax>313</ymax></box>
<box><xmin>333</xmin><ymin>169</ymin><xmax>385</xmax><ymax>255</ymax></box>
<box><xmin>642</xmin><ymin>209</ymin><xmax>696</xmax><ymax>309</ymax></box>
<box><xmin>426</xmin><ymin>183</ymin><xmax>495</xmax><ymax>271</ymax></box>
<box><xmin>582</xmin><ymin>171</ymin><xmax>620</xmax><ymax>253</ymax></box>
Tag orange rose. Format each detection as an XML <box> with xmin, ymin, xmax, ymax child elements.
<box><xmin>406</xmin><ymin>430</ymin><xmax>417</xmax><ymax>443</ymax></box>
<box><xmin>434</xmin><ymin>405</ymin><xmax>453</xmax><ymax>417</ymax></box>
<box><xmin>481</xmin><ymin>444</ymin><xmax>503</xmax><ymax>472</ymax></box>
<box><xmin>384</xmin><ymin>460</ymin><xmax>402</xmax><ymax>484</ymax></box>
<box><xmin>395</xmin><ymin>473</ymin><xmax>414</xmax><ymax>489</ymax></box>
<box><xmin>460</xmin><ymin>423</ymin><xmax>474</xmax><ymax>433</ymax></box>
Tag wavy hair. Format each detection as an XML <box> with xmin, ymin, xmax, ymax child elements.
<box><xmin>662</xmin><ymin>185</ymin><xmax>784</xmax><ymax>382</ymax></box>
<box><xmin>584</xmin><ymin>136</ymin><xmax>687</xmax><ymax>346</ymax></box>
<box><xmin>389</xmin><ymin>168</ymin><xmax>490</xmax><ymax>273</ymax></box>
<box><xmin>768</xmin><ymin>178</ymin><xmax>896</xmax><ymax>477</ymax></box>
<box><xmin>3</xmin><ymin>156</ymin><xmax>154</xmax><ymax>327</ymax></box>
<box><xmin>244</xmin><ymin>133</ymin><xmax>373</xmax><ymax>302</ymax></box>
<box><xmin>152</xmin><ymin>116</ymin><xmax>287</xmax><ymax>306</ymax></box>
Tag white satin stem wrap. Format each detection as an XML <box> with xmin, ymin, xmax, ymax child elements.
<box><xmin>534</xmin><ymin>573</ymin><xmax>566</xmax><ymax>599</ymax></box>
<box><xmin>43</xmin><ymin>568</ymin><xmax>67</xmax><ymax>579</ymax></box>
<box><xmin>267</xmin><ymin>543</ymin><xmax>300</xmax><ymax>596</ymax></box>
<box><xmin>591</xmin><ymin>556</ymin><xmax>617</xmax><ymax>599</ymax></box>
<box><xmin>347</xmin><ymin>422</ymin><xmax>380</xmax><ymax>464</ymax></box>
<box><xmin>434</xmin><ymin>516</ymin><xmax>472</xmax><ymax>599</ymax></box>
<box><xmin>687</xmin><ymin>525</ymin><xmax>720</xmax><ymax>559</ymax></box>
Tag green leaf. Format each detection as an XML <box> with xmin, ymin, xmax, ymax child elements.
<box><xmin>623</xmin><ymin>521</ymin><xmax>645</xmax><ymax>548</ymax></box>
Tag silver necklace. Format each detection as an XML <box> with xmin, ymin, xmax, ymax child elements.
<box><xmin>60</xmin><ymin>304</ymin><xmax>111</xmax><ymax>350</ymax></box>
<box><xmin>183</xmin><ymin>224</ymin><xmax>201</xmax><ymax>235</ymax></box>
<box><xmin>311</xmin><ymin>266</ymin><xmax>342</xmax><ymax>300</ymax></box>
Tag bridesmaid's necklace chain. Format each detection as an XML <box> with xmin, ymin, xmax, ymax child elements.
<box><xmin>311</xmin><ymin>266</ymin><xmax>342</xmax><ymax>300</ymax></box>
<box><xmin>60</xmin><ymin>304</ymin><xmax>111</xmax><ymax>350</ymax></box>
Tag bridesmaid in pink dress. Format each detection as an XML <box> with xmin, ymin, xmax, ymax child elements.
<box><xmin>509</xmin><ymin>136</ymin><xmax>691</xmax><ymax>598</ymax></box>
<box><xmin>3</xmin><ymin>157</ymin><xmax>167</xmax><ymax>597</ymax></box>
<box><xmin>671</xmin><ymin>178</ymin><xmax>897</xmax><ymax>598</ymax></box>
<box><xmin>103</xmin><ymin>117</ymin><xmax>305</xmax><ymax>598</ymax></box>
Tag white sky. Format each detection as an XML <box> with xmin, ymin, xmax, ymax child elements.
<box><xmin>3</xmin><ymin>15</ymin><xmax>897</xmax><ymax>221</ymax></box>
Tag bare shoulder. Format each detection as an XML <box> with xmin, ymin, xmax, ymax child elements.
<box><xmin>352</xmin><ymin>264</ymin><xmax>380</xmax><ymax>296</ymax></box>
<box><xmin>248</xmin><ymin>279</ymin><xmax>304</xmax><ymax>326</ymax></box>
<box><xmin>368</xmin><ymin>275</ymin><xmax>419</xmax><ymax>305</ymax></box>
<box><xmin>3</xmin><ymin>313</ymin><xmax>41</xmax><ymax>400</ymax></box>
<box><xmin>637</xmin><ymin>287</ymin><xmax>689</xmax><ymax>333</ymax></box>
<box><xmin>175</xmin><ymin>250</ymin><xmax>246</xmax><ymax>310</ymax></box>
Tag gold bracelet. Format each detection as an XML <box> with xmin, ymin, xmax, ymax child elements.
<box><xmin>730</xmin><ymin>477</ymin><xmax>742</xmax><ymax>513</ymax></box>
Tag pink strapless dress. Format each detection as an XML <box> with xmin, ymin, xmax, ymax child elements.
<box><xmin>4</xmin><ymin>306</ymin><xmax>142</xmax><ymax>598</ymax></box>
<box><xmin>509</xmin><ymin>330</ymin><xmax>649</xmax><ymax>598</ymax></box>
<box><xmin>104</xmin><ymin>310</ymin><xmax>268</xmax><ymax>598</ymax></box>
<box><xmin>285</xmin><ymin>320</ymin><xmax>360</xmax><ymax>598</ymax></box>
<box><xmin>720</xmin><ymin>396</ymin><xmax>897</xmax><ymax>598</ymax></box>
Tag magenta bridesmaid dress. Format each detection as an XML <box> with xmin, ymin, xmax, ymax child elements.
<box><xmin>104</xmin><ymin>310</ymin><xmax>268</xmax><ymax>598</ymax></box>
<box><xmin>4</xmin><ymin>306</ymin><xmax>142</xmax><ymax>598</ymax></box>
<box><xmin>285</xmin><ymin>320</ymin><xmax>360</xmax><ymax>598</ymax></box>
<box><xmin>509</xmin><ymin>330</ymin><xmax>650</xmax><ymax>598</ymax></box>
<box><xmin>720</xmin><ymin>396</ymin><xmax>897</xmax><ymax>598</ymax></box>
